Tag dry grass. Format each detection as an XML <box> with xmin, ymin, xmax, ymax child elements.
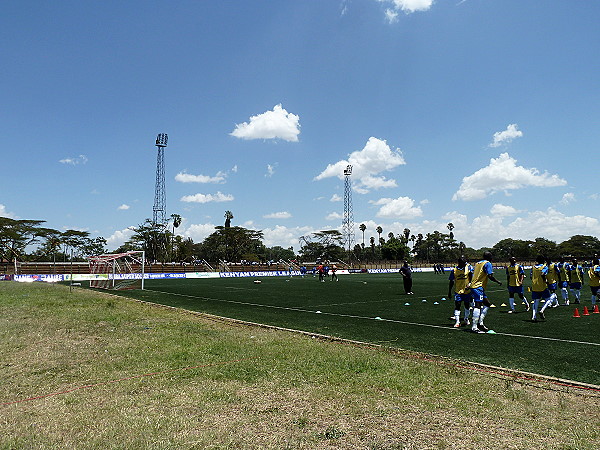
<box><xmin>1</xmin><ymin>282</ymin><xmax>599</xmax><ymax>449</ymax></box>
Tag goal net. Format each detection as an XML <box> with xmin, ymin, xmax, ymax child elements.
<box><xmin>88</xmin><ymin>251</ymin><xmax>145</xmax><ymax>290</ymax></box>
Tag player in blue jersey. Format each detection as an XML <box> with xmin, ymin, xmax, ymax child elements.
<box><xmin>468</xmin><ymin>252</ymin><xmax>502</xmax><ymax>333</ymax></box>
<box><xmin>448</xmin><ymin>256</ymin><xmax>473</xmax><ymax>328</ymax></box>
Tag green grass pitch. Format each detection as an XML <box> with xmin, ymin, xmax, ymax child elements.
<box><xmin>114</xmin><ymin>271</ymin><xmax>600</xmax><ymax>386</ymax></box>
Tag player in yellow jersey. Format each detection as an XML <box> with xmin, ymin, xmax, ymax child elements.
<box><xmin>557</xmin><ymin>257</ymin><xmax>571</xmax><ymax>305</ymax></box>
<box><xmin>468</xmin><ymin>251</ymin><xmax>502</xmax><ymax>333</ymax></box>
<box><xmin>505</xmin><ymin>256</ymin><xmax>529</xmax><ymax>313</ymax></box>
<box><xmin>545</xmin><ymin>258</ymin><xmax>560</xmax><ymax>308</ymax></box>
<box><xmin>530</xmin><ymin>255</ymin><xmax>552</xmax><ymax>321</ymax></box>
<box><xmin>448</xmin><ymin>256</ymin><xmax>473</xmax><ymax>328</ymax></box>
<box><xmin>588</xmin><ymin>258</ymin><xmax>600</xmax><ymax>306</ymax></box>
<box><xmin>568</xmin><ymin>258</ymin><xmax>585</xmax><ymax>304</ymax></box>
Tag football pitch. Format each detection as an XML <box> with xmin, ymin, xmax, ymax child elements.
<box><xmin>115</xmin><ymin>271</ymin><xmax>600</xmax><ymax>386</ymax></box>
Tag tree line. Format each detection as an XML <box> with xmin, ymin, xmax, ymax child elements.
<box><xmin>2</xmin><ymin>214</ymin><xmax>599</xmax><ymax>264</ymax></box>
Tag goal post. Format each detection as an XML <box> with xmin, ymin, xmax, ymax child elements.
<box><xmin>88</xmin><ymin>251</ymin><xmax>145</xmax><ymax>290</ymax></box>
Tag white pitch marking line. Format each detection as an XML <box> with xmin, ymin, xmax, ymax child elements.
<box><xmin>146</xmin><ymin>289</ymin><xmax>600</xmax><ymax>347</ymax></box>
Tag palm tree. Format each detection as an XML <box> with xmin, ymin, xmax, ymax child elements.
<box><xmin>359</xmin><ymin>223</ymin><xmax>366</xmax><ymax>247</ymax></box>
<box><xmin>376</xmin><ymin>226</ymin><xmax>383</xmax><ymax>245</ymax></box>
<box><xmin>170</xmin><ymin>214</ymin><xmax>182</xmax><ymax>261</ymax></box>
<box><xmin>224</xmin><ymin>211</ymin><xmax>234</xmax><ymax>228</ymax></box>
<box><xmin>447</xmin><ymin>222</ymin><xmax>455</xmax><ymax>240</ymax></box>
<box><xmin>403</xmin><ymin>228</ymin><xmax>411</xmax><ymax>243</ymax></box>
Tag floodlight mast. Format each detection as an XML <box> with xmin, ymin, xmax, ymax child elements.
<box><xmin>342</xmin><ymin>165</ymin><xmax>355</xmax><ymax>254</ymax></box>
<box><xmin>152</xmin><ymin>133</ymin><xmax>168</xmax><ymax>227</ymax></box>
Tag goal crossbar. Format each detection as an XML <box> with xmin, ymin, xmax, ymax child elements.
<box><xmin>88</xmin><ymin>251</ymin><xmax>145</xmax><ymax>290</ymax></box>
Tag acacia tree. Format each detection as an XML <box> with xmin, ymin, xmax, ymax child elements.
<box><xmin>0</xmin><ymin>217</ymin><xmax>49</xmax><ymax>261</ymax></box>
<box><xmin>381</xmin><ymin>233</ymin><xmax>409</xmax><ymax>260</ymax></box>
<box><xmin>558</xmin><ymin>235</ymin><xmax>600</xmax><ymax>258</ymax></box>
<box><xmin>197</xmin><ymin>226</ymin><xmax>264</xmax><ymax>262</ymax></box>
<box><xmin>122</xmin><ymin>219</ymin><xmax>168</xmax><ymax>262</ymax></box>
<box><xmin>298</xmin><ymin>230</ymin><xmax>344</xmax><ymax>261</ymax></box>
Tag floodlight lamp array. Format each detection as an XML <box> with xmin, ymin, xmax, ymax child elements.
<box><xmin>155</xmin><ymin>133</ymin><xmax>168</xmax><ymax>148</ymax></box>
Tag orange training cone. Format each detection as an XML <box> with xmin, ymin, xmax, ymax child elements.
<box><xmin>583</xmin><ymin>306</ymin><xmax>590</xmax><ymax>316</ymax></box>
<box><xmin>593</xmin><ymin>304</ymin><xmax>599</xmax><ymax>314</ymax></box>
<box><xmin>573</xmin><ymin>308</ymin><xmax>581</xmax><ymax>318</ymax></box>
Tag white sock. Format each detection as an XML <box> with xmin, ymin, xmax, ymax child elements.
<box><xmin>472</xmin><ymin>308</ymin><xmax>481</xmax><ymax>330</ymax></box>
<box><xmin>509</xmin><ymin>297</ymin><xmax>515</xmax><ymax>309</ymax></box>
<box><xmin>480</xmin><ymin>306</ymin><xmax>489</xmax><ymax>325</ymax></box>
<box><xmin>532</xmin><ymin>300</ymin><xmax>539</xmax><ymax>320</ymax></box>
<box><xmin>561</xmin><ymin>288</ymin><xmax>569</xmax><ymax>300</ymax></box>
<box><xmin>550</xmin><ymin>293</ymin><xmax>558</xmax><ymax>306</ymax></box>
<box><xmin>454</xmin><ymin>309</ymin><xmax>460</xmax><ymax>323</ymax></box>
<box><xmin>591</xmin><ymin>295</ymin><xmax>596</xmax><ymax>305</ymax></box>
<box><xmin>540</xmin><ymin>300</ymin><xmax>551</xmax><ymax>313</ymax></box>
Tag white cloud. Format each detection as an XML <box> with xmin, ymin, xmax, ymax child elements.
<box><xmin>181</xmin><ymin>223</ymin><xmax>217</xmax><ymax>243</ymax></box>
<box><xmin>262</xmin><ymin>225</ymin><xmax>315</xmax><ymax>249</ymax></box>
<box><xmin>117</xmin><ymin>204</ymin><xmax>130</xmax><ymax>210</ymax></box>
<box><xmin>326</xmin><ymin>212</ymin><xmax>343</xmax><ymax>221</ymax></box>
<box><xmin>490</xmin><ymin>124</ymin><xmax>523</xmax><ymax>148</ymax></box>
<box><xmin>560</xmin><ymin>192</ymin><xmax>576</xmax><ymax>205</ymax></box>
<box><xmin>265</xmin><ymin>164</ymin><xmax>276</xmax><ymax>177</ymax></box>
<box><xmin>330</xmin><ymin>194</ymin><xmax>342</xmax><ymax>202</ymax></box>
<box><xmin>371</xmin><ymin>196</ymin><xmax>423</xmax><ymax>219</ymax></box>
<box><xmin>180</xmin><ymin>192</ymin><xmax>234</xmax><ymax>203</ymax></box>
<box><xmin>315</xmin><ymin>137</ymin><xmax>406</xmax><ymax>193</ymax></box>
<box><xmin>385</xmin><ymin>9</ymin><xmax>399</xmax><ymax>23</ymax></box>
<box><xmin>105</xmin><ymin>227</ymin><xmax>135</xmax><ymax>251</ymax></box>
<box><xmin>490</xmin><ymin>203</ymin><xmax>520</xmax><ymax>217</ymax></box>
<box><xmin>0</xmin><ymin>204</ymin><xmax>18</xmax><ymax>219</ymax></box>
<box><xmin>59</xmin><ymin>154</ymin><xmax>88</xmax><ymax>165</ymax></box>
<box><xmin>175</xmin><ymin>171</ymin><xmax>226</xmax><ymax>184</ymax></box>
<box><xmin>453</xmin><ymin>153</ymin><xmax>567</xmax><ymax>201</ymax></box>
<box><xmin>482</xmin><ymin>208</ymin><xmax>600</xmax><ymax>249</ymax></box>
<box><xmin>230</xmin><ymin>104</ymin><xmax>300</xmax><ymax>142</ymax></box>
<box><xmin>263</xmin><ymin>211</ymin><xmax>292</xmax><ymax>219</ymax></box>
<box><xmin>379</xmin><ymin>0</ymin><xmax>434</xmax><ymax>18</ymax></box>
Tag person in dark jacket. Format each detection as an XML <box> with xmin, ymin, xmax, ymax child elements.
<box><xmin>400</xmin><ymin>261</ymin><xmax>413</xmax><ymax>294</ymax></box>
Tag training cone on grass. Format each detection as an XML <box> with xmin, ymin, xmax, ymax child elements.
<box><xmin>573</xmin><ymin>308</ymin><xmax>581</xmax><ymax>318</ymax></box>
<box><xmin>593</xmin><ymin>305</ymin><xmax>599</xmax><ymax>314</ymax></box>
<box><xmin>583</xmin><ymin>306</ymin><xmax>590</xmax><ymax>316</ymax></box>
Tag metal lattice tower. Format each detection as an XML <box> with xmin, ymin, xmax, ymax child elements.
<box><xmin>152</xmin><ymin>133</ymin><xmax>168</xmax><ymax>226</ymax></box>
<box><xmin>342</xmin><ymin>165</ymin><xmax>355</xmax><ymax>253</ymax></box>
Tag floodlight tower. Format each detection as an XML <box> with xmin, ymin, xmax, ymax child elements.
<box><xmin>152</xmin><ymin>133</ymin><xmax>168</xmax><ymax>227</ymax></box>
<box><xmin>342</xmin><ymin>165</ymin><xmax>355</xmax><ymax>253</ymax></box>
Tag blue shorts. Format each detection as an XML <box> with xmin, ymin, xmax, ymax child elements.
<box><xmin>532</xmin><ymin>289</ymin><xmax>551</xmax><ymax>300</ymax></box>
<box><xmin>561</xmin><ymin>281</ymin><xmax>569</xmax><ymax>289</ymax></box>
<box><xmin>569</xmin><ymin>282</ymin><xmax>582</xmax><ymax>290</ymax></box>
<box><xmin>547</xmin><ymin>282</ymin><xmax>557</xmax><ymax>291</ymax></box>
<box><xmin>470</xmin><ymin>287</ymin><xmax>486</xmax><ymax>303</ymax></box>
<box><xmin>508</xmin><ymin>286</ymin><xmax>523</xmax><ymax>295</ymax></box>
<box><xmin>591</xmin><ymin>286</ymin><xmax>599</xmax><ymax>295</ymax></box>
<box><xmin>454</xmin><ymin>293</ymin><xmax>472</xmax><ymax>304</ymax></box>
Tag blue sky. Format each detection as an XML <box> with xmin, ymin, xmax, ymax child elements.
<box><xmin>2</xmin><ymin>0</ymin><xmax>600</xmax><ymax>252</ymax></box>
